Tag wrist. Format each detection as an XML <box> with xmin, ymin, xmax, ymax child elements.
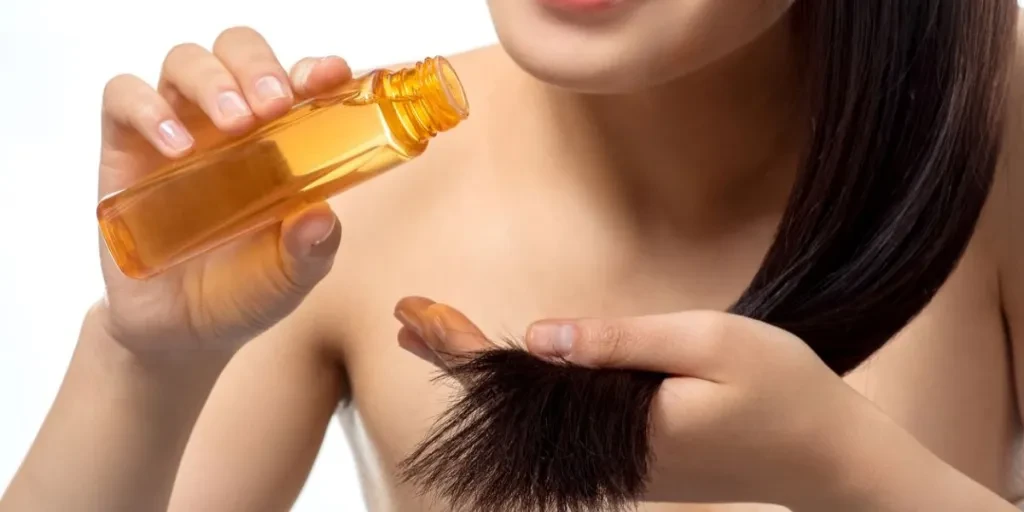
<box><xmin>82</xmin><ymin>301</ymin><xmax>230</xmax><ymax>395</ymax></box>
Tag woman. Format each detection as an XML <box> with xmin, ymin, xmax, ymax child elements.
<box><xmin>2</xmin><ymin>0</ymin><xmax>1023</xmax><ymax>511</ymax></box>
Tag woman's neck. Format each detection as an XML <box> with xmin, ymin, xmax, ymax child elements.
<box><xmin>493</xmin><ymin>16</ymin><xmax>808</xmax><ymax>238</ymax></box>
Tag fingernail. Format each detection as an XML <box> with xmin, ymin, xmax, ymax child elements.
<box><xmin>306</xmin><ymin>216</ymin><xmax>338</xmax><ymax>258</ymax></box>
<box><xmin>157</xmin><ymin>120</ymin><xmax>193</xmax><ymax>152</ymax></box>
<box><xmin>424</xmin><ymin>304</ymin><xmax>494</xmax><ymax>355</ymax></box>
<box><xmin>433</xmin><ymin>305</ymin><xmax>477</xmax><ymax>336</ymax></box>
<box><xmin>310</xmin><ymin>215</ymin><xmax>337</xmax><ymax>246</ymax></box>
<box><xmin>529</xmin><ymin>323</ymin><xmax>576</xmax><ymax>358</ymax></box>
<box><xmin>431</xmin><ymin>316</ymin><xmax>447</xmax><ymax>344</ymax></box>
<box><xmin>394</xmin><ymin>297</ymin><xmax>437</xmax><ymax>341</ymax></box>
<box><xmin>256</xmin><ymin>75</ymin><xmax>289</xmax><ymax>101</ymax></box>
<box><xmin>217</xmin><ymin>91</ymin><xmax>251</xmax><ymax>119</ymax></box>
<box><xmin>395</xmin><ymin>309</ymin><xmax>424</xmax><ymax>337</ymax></box>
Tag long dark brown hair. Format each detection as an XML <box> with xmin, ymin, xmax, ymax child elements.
<box><xmin>399</xmin><ymin>2</ymin><xmax>1019</xmax><ymax>511</ymax></box>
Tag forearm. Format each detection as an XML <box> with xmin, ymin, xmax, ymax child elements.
<box><xmin>805</xmin><ymin>408</ymin><xmax>1017</xmax><ymax>512</ymax></box>
<box><xmin>832</xmin><ymin>454</ymin><xmax>1015</xmax><ymax>512</ymax></box>
<box><xmin>0</xmin><ymin>304</ymin><xmax>230</xmax><ymax>512</ymax></box>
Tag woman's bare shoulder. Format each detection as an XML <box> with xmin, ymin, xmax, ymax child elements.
<box><xmin>992</xmin><ymin>5</ymin><xmax>1024</xmax><ymax>429</ymax></box>
<box><xmin>994</xmin><ymin>7</ymin><xmax>1024</xmax><ymax>278</ymax></box>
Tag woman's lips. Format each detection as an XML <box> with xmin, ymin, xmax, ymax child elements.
<box><xmin>538</xmin><ymin>0</ymin><xmax>626</xmax><ymax>14</ymax></box>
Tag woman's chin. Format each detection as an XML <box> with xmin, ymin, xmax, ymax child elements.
<box><xmin>496</xmin><ymin>35</ymin><xmax>673</xmax><ymax>94</ymax></box>
<box><xmin>485</xmin><ymin>0</ymin><xmax>798</xmax><ymax>94</ymax></box>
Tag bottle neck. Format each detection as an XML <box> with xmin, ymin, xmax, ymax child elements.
<box><xmin>378</xmin><ymin>57</ymin><xmax>470</xmax><ymax>143</ymax></box>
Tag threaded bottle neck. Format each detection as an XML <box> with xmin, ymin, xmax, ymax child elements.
<box><xmin>378</xmin><ymin>57</ymin><xmax>469</xmax><ymax>142</ymax></box>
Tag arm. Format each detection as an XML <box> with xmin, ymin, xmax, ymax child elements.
<box><xmin>999</xmin><ymin>5</ymin><xmax>1024</xmax><ymax>505</ymax></box>
<box><xmin>817</xmin><ymin>409</ymin><xmax>1020</xmax><ymax>512</ymax></box>
<box><xmin>0</xmin><ymin>304</ymin><xmax>231</xmax><ymax>512</ymax></box>
<box><xmin>167</xmin><ymin>304</ymin><xmax>346</xmax><ymax>512</ymax></box>
<box><xmin>1005</xmin><ymin>18</ymin><xmax>1024</xmax><ymax>511</ymax></box>
<box><xmin>0</xmin><ymin>298</ymin><xmax>344</xmax><ymax>512</ymax></box>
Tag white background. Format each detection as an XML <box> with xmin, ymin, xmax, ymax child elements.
<box><xmin>0</xmin><ymin>1</ymin><xmax>497</xmax><ymax>509</ymax></box>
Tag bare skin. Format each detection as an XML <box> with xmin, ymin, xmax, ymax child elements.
<box><xmin>3</xmin><ymin>9</ymin><xmax>1024</xmax><ymax>512</ymax></box>
<box><xmin>174</xmin><ymin>41</ymin><xmax>1020</xmax><ymax>512</ymax></box>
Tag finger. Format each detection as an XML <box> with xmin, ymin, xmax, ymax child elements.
<box><xmin>101</xmin><ymin>73</ymin><xmax>194</xmax><ymax>158</ymax></box>
<box><xmin>212</xmin><ymin>26</ymin><xmax>294</xmax><ymax>119</ymax></box>
<box><xmin>277</xmin><ymin>202</ymin><xmax>341</xmax><ymax>291</ymax></box>
<box><xmin>398</xmin><ymin>326</ymin><xmax>446</xmax><ymax>367</ymax></box>
<box><xmin>423</xmin><ymin>302</ymin><xmax>496</xmax><ymax>358</ymax></box>
<box><xmin>159</xmin><ymin>42</ymin><xmax>255</xmax><ymax>134</ymax></box>
<box><xmin>525</xmin><ymin>310</ymin><xmax>752</xmax><ymax>380</ymax></box>
<box><xmin>394</xmin><ymin>296</ymin><xmax>436</xmax><ymax>341</ymax></box>
<box><xmin>289</xmin><ymin>55</ymin><xmax>353</xmax><ymax>98</ymax></box>
<box><xmin>394</xmin><ymin>297</ymin><xmax>495</xmax><ymax>365</ymax></box>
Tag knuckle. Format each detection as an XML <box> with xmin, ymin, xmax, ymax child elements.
<box><xmin>162</xmin><ymin>49</ymin><xmax>236</xmax><ymax>93</ymax></box>
<box><xmin>102</xmin><ymin>73</ymin><xmax>136</xmax><ymax>102</ymax></box>
<box><xmin>589</xmin><ymin>322</ymin><xmax>630</xmax><ymax>364</ymax></box>
<box><xmin>213</xmin><ymin>25</ymin><xmax>265</xmax><ymax>52</ymax></box>
<box><xmin>193</xmin><ymin>65</ymin><xmax>234</xmax><ymax>89</ymax></box>
<box><xmin>704</xmin><ymin>312</ymin><xmax>734</xmax><ymax>339</ymax></box>
<box><xmin>102</xmin><ymin>75</ymin><xmax>165</xmax><ymax>124</ymax></box>
<box><xmin>595</xmin><ymin>322</ymin><xmax>625</xmax><ymax>347</ymax></box>
<box><xmin>133</xmin><ymin>100</ymin><xmax>167</xmax><ymax>125</ymax></box>
<box><xmin>689</xmin><ymin>312</ymin><xmax>732</xmax><ymax>360</ymax></box>
<box><xmin>164</xmin><ymin>42</ymin><xmax>204</xmax><ymax>65</ymax></box>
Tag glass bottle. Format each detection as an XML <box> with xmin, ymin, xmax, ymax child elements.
<box><xmin>97</xmin><ymin>56</ymin><xmax>469</xmax><ymax>279</ymax></box>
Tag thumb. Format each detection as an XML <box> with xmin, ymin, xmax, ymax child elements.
<box><xmin>278</xmin><ymin>202</ymin><xmax>342</xmax><ymax>290</ymax></box>
<box><xmin>525</xmin><ymin>310</ymin><xmax>748</xmax><ymax>379</ymax></box>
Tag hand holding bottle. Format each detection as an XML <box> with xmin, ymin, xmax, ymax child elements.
<box><xmin>2</xmin><ymin>28</ymin><xmax>471</xmax><ymax>511</ymax></box>
<box><xmin>95</xmin><ymin>27</ymin><xmax>351</xmax><ymax>359</ymax></box>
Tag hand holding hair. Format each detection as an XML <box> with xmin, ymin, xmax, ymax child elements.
<box><xmin>395</xmin><ymin>298</ymin><xmax>1020</xmax><ymax>512</ymax></box>
<box><xmin>391</xmin><ymin>2</ymin><xmax>1018</xmax><ymax>510</ymax></box>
